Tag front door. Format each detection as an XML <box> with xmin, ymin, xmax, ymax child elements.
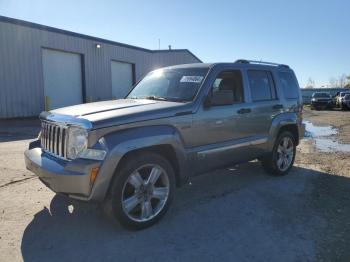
<box><xmin>191</xmin><ymin>69</ymin><xmax>251</xmax><ymax>172</ymax></box>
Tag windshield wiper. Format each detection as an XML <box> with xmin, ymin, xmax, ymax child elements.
<box><xmin>143</xmin><ymin>96</ymin><xmax>168</xmax><ymax>101</ymax></box>
<box><xmin>133</xmin><ymin>96</ymin><xmax>188</xmax><ymax>103</ymax></box>
<box><xmin>166</xmin><ymin>97</ymin><xmax>189</xmax><ymax>103</ymax></box>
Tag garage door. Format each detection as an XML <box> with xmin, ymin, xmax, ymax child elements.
<box><xmin>42</xmin><ymin>49</ymin><xmax>83</xmax><ymax>110</ymax></box>
<box><xmin>111</xmin><ymin>61</ymin><xmax>134</xmax><ymax>99</ymax></box>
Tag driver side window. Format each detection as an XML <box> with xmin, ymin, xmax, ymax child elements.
<box><xmin>212</xmin><ymin>70</ymin><xmax>244</xmax><ymax>103</ymax></box>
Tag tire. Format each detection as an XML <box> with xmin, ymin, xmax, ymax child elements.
<box><xmin>261</xmin><ymin>131</ymin><xmax>296</xmax><ymax>176</ymax></box>
<box><xmin>105</xmin><ymin>152</ymin><xmax>175</xmax><ymax>230</ymax></box>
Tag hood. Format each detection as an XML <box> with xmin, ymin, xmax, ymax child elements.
<box><xmin>50</xmin><ymin>99</ymin><xmax>191</xmax><ymax>129</ymax></box>
<box><xmin>52</xmin><ymin>99</ymin><xmax>158</xmax><ymax>117</ymax></box>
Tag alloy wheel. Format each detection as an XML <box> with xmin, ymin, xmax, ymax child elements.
<box><xmin>121</xmin><ymin>164</ymin><xmax>170</xmax><ymax>222</ymax></box>
<box><xmin>276</xmin><ymin>136</ymin><xmax>294</xmax><ymax>171</ymax></box>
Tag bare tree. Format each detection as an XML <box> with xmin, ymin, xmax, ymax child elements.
<box><xmin>345</xmin><ymin>75</ymin><xmax>350</xmax><ymax>89</ymax></box>
<box><xmin>339</xmin><ymin>74</ymin><xmax>347</xmax><ymax>88</ymax></box>
<box><xmin>305</xmin><ymin>77</ymin><xmax>315</xmax><ymax>88</ymax></box>
<box><xmin>329</xmin><ymin>77</ymin><xmax>338</xmax><ymax>88</ymax></box>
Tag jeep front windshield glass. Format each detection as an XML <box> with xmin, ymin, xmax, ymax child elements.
<box><xmin>127</xmin><ymin>68</ymin><xmax>209</xmax><ymax>102</ymax></box>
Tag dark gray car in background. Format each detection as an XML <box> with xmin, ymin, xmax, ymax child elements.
<box><xmin>310</xmin><ymin>92</ymin><xmax>333</xmax><ymax>110</ymax></box>
<box><xmin>25</xmin><ymin>60</ymin><xmax>305</xmax><ymax>229</ymax></box>
<box><xmin>342</xmin><ymin>94</ymin><xmax>350</xmax><ymax>110</ymax></box>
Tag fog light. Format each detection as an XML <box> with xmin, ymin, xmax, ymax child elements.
<box><xmin>90</xmin><ymin>167</ymin><xmax>100</xmax><ymax>185</ymax></box>
<box><xmin>80</xmin><ymin>149</ymin><xmax>106</xmax><ymax>160</ymax></box>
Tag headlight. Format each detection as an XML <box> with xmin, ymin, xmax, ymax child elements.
<box><xmin>311</xmin><ymin>98</ymin><xmax>316</xmax><ymax>101</ymax></box>
<box><xmin>67</xmin><ymin>126</ymin><xmax>88</xmax><ymax>159</ymax></box>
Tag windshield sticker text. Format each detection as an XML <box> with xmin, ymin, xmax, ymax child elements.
<box><xmin>180</xmin><ymin>76</ymin><xmax>204</xmax><ymax>83</ymax></box>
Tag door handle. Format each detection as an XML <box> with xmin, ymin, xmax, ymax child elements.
<box><xmin>237</xmin><ymin>108</ymin><xmax>251</xmax><ymax>114</ymax></box>
<box><xmin>272</xmin><ymin>104</ymin><xmax>283</xmax><ymax>110</ymax></box>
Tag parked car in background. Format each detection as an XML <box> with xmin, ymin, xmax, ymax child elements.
<box><xmin>25</xmin><ymin>60</ymin><xmax>305</xmax><ymax>229</ymax></box>
<box><xmin>331</xmin><ymin>93</ymin><xmax>338</xmax><ymax>107</ymax></box>
<box><xmin>336</xmin><ymin>91</ymin><xmax>350</xmax><ymax>109</ymax></box>
<box><xmin>342</xmin><ymin>94</ymin><xmax>350</xmax><ymax>110</ymax></box>
<box><xmin>310</xmin><ymin>92</ymin><xmax>333</xmax><ymax>110</ymax></box>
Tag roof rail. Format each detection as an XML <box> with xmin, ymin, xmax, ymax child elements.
<box><xmin>235</xmin><ymin>59</ymin><xmax>289</xmax><ymax>68</ymax></box>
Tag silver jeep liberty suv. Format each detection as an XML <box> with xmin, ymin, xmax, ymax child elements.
<box><xmin>25</xmin><ymin>60</ymin><xmax>305</xmax><ymax>229</ymax></box>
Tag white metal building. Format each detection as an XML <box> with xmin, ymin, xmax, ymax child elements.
<box><xmin>0</xmin><ymin>16</ymin><xmax>201</xmax><ymax>118</ymax></box>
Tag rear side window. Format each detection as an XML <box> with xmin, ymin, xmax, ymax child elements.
<box><xmin>279</xmin><ymin>72</ymin><xmax>299</xmax><ymax>99</ymax></box>
<box><xmin>247</xmin><ymin>70</ymin><xmax>277</xmax><ymax>101</ymax></box>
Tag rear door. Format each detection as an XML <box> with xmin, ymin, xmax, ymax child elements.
<box><xmin>242</xmin><ymin>69</ymin><xmax>282</xmax><ymax>142</ymax></box>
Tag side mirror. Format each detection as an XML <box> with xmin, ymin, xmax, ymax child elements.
<box><xmin>204</xmin><ymin>90</ymin><xmax>234</xmax><ymax>107</ymax></box>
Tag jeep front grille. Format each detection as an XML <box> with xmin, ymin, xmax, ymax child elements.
<box><xmin>41</xmin><ymin>121</ymin><xmax>68</xmax><ymax>159</ymax></box>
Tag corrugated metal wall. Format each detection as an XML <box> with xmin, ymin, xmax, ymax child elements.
<box><xmin>0</xmin><ymin>18</ymin><xmax>201</xmax><ymax>118</ymax></box>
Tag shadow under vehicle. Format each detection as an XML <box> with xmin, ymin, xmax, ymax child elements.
<box><xmin>21</xmin><ymin>164</ymin><xmax>350</xmax><ymax>262</ymax></box>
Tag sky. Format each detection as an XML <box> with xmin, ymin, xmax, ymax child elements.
<box><xmin>0</xmin><ymin>0</ymin><xmax>349</xmax><ymax>87</ymax></box>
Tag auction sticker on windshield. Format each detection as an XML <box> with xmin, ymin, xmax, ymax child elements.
<box><xmin>180</xmin><ymin>76</ymin><xmax>204</xmax><ymax>83</ymax></box>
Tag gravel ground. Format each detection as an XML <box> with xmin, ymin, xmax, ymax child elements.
<box><xmin>0</xmin><ymin>109</ymin><xmax>349</xmax><ymax>262</ymax></box>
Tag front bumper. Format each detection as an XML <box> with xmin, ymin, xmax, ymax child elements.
<box><xmin>311</xmin><ymin>100</ymin><xmax>332</xmax><ymax>108</ymax></box>
<box><xmin>25</xmin><ymin>147</ymin><xmax>101</xmax><ymax>200</ymax></box>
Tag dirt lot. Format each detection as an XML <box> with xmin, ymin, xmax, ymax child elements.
<box><xmin>0</xmin><ymin>108</ymin><xmax>350</xmax><ymax>262</ymax></box>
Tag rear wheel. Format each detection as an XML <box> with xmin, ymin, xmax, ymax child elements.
<box><xmin>261</xmin><ymin>131</ymin><xmax>296</xmax><ymax>176</ymax></box>
<box><xmin>105</xmin><ymin>152</ymin><xmax>175</xmax><ymax>230</ymax></box>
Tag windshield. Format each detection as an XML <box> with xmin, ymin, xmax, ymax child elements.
<box><xmin>341</xmin><ymin>93</ymin><xmax>350</xmax><ymax>97</ymax></box>
<box><xmin>127</xmin><ymin>68</ymin><xmax>209</xmax><ymax>102</ymax></box>
<box><xmin>312</xmin><ymin>93</ymin><xmax>330</xmax><ymax>98</ymax></box>
<box><xmin>344</xmin><ymin>94</ymin><xmax>350</xmax><ymax>100</ymax></box>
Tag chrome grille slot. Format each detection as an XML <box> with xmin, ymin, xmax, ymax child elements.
<box><xmin>41</xmin><ymin>121</ymin><xmax>68</xmax><ymax>159</ymax></box>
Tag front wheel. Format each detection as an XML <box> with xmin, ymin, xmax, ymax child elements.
<box><xmin>261</xmin><ymin>131</ymin><xmax>296</xmax><ymax>176</ymax></box>
<box><xmin>106</xmin><ymin>152</ymin><xmax>175</xmax><ymax>230</ymax></box>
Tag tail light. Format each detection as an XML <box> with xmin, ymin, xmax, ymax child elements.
<box><xmin>297</xmin><ymin>103</ymin><xmax>303</xmax><ymax>124</ymax></box>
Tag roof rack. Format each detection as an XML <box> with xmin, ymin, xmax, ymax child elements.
<box><xmin>235</xmin><ymin>59</ymin><xmax>289</xmax><ymax>68</ymax></box>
